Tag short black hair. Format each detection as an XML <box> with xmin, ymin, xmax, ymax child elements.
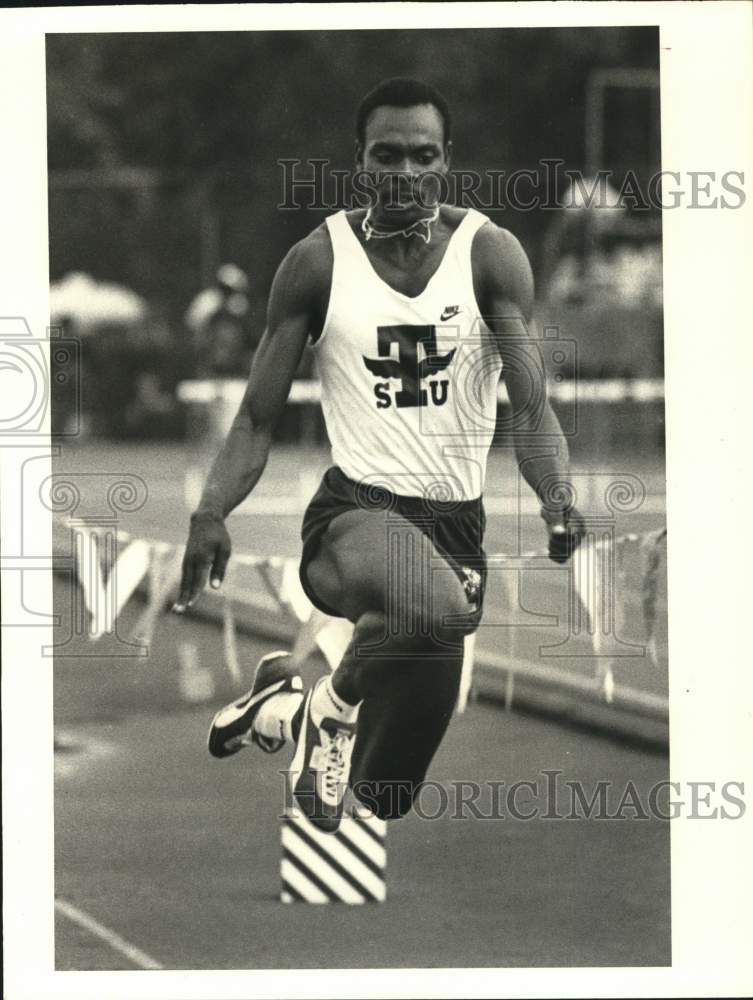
<box><xmin>356</xmin><ymin>77</ymin><xmax>452</xmax><ymax>147</ymax></box>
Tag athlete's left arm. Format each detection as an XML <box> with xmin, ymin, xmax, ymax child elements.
<box><xmin>472</xmin><ymin>223</ymin><xmax>583</xmax><ymax>562</ymax></box>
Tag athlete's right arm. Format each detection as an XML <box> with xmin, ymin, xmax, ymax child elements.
<box><xmin>174</xmin><ymin>231</ymin><xmax>329</xmax><ymax>611</ymax></box>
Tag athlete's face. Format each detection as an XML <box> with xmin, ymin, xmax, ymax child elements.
<box><xmin>357</xmin><ymin>104</ymin><xmax>451</xmax><ymax>219</ymax></box>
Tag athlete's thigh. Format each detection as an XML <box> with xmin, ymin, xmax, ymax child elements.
<box><xmin>306</xmin><ymin>506</ymin><xmax>467</xmax><ymax>625</ymax></box>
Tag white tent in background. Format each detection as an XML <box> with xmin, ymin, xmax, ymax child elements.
<box><xmin>50</xmin><ymin>272</ymin><xmax>147</xmax><ymax>330</ymax></box>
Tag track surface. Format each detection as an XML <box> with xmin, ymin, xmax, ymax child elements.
<box><xmin>56</xmin><ymin>704</ymin><xmax>670</xmax><ymax>968</ymax></box>
<box><xmin>53</xmin><ymin>441</ymin><xmax>670</xmax><ymax>969</ymax></box>
<box><xmin>55</xmin><ymin>604</ymin><xmax>670</xmax><ymax>970</ymax></box>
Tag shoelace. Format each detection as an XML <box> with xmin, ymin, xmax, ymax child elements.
<box><xmin>321</xmin><ymin>728</ymin><xmax>353</xmax><ymax>800</ymax></box>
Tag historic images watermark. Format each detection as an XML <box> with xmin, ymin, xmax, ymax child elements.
<box><xmin>279</xmin><ymin>159</ymin><xmax>746</xmax><ymax>212</ymax></box>
<box><xmin>281</xmin><ymin>772</ymin><xmax>747</xmax><ymax>823</ymax></box>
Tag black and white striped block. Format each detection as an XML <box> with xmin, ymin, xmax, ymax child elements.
<box><xmin>281</xmin><ymin>808</ymin><xmax>387</xmax><ymax>904</ymax></box>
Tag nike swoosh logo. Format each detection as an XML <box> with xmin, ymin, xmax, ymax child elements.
<box><xmin>440</xmin><ymin>306</ymin><xmax>460</xmax><ymax>321</ymax></box>
<box><xmin>213</xmin><ymin>678</ymin><xmax>287</xmax><ymax>728</ymax></box>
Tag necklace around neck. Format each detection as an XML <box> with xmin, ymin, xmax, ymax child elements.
<box><xmin>362</xmin><ymin>205</ymin><xmax>440</xmax><ymax>245</ymax></box>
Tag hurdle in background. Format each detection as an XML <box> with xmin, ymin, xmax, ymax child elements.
<box><xmin>177</xmin><ymin>377</ymin><xmax>667</xmax><ymax>515</ymax></box>
<box><xmin>56</xmin><ymin>518</ymin><xmax>668</xmax><ymax>726</ymax></box>
<box><xmin>56</xmin><ymin>518</ymin><xmax>391</xmax><ymax>903</ymax></box>
<box><xmin>54</xmin><ymin>517</ymin><xmax>667</xmax><ymax>901</ymax></box>
<box><xmin>174</xmin><ymin>374</ymin><xmax>667</xmax><ymax>720</ymax></box>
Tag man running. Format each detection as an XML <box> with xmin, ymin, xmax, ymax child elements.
<box><xmin>174</xmin><ymin>78</ymin><xmax>582</xmax><ymax>832</ymax></box>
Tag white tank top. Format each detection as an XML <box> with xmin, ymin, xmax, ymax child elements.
<box><xmin>313</xmin><ymin>208</ymin><xmax>502</xmax><ymax>501</ymax></box>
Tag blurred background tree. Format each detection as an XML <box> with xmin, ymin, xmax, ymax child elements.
<box><xmin>47</xmin><ymin>27</ymin><xmax>662</xmax><ymax>441</ymax></box>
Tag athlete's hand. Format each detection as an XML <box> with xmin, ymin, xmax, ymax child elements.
<box><xmin>173</xmin><ymin>511</ymin><xmax>232</xmax><ymax>612</ymax></box>
<box><xmin>541</xmin><ymin>505</ymin><xmax>586</xmax><ymax>564</ymax></box>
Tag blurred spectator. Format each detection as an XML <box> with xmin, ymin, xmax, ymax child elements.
<box><xmin>79</xmin><ymin>317</ymin><xmax>183</xmax><ymax>440</ymax></box>
<box><xmin>539</xmin><ymin>176</ymin><xmax>625</xmax><ymax>305</ymax></box>
<box><xmin>540</xmin><ymin>175</ymin><xmax>662</xmax><ymax>311</ymax></box>
<box><xmin>184</xmin><ymin>263</ymin><xmax>256</xmax><ymax>377</ymax></box>
<box><xmin>537</xmin><ymin>175</ymin><xmax>663</xmax><ymax>380</ymax></box>
<box><xmin>121</xmin><ymin>312</ymin><xmax>187</xmax><ymax>439</ymax></box>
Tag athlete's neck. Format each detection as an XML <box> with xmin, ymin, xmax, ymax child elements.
<box><xmin>364</xmin><ymin>203</ymin><xmax>440</xmax><ymax>241</ymax></box>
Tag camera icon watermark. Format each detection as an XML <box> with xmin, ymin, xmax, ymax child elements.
<box><xmin>409</xmin><ymin>321</ymin><xmax>578</xmax><ymax>441</ymax></box>
<box><xmin>0</xmin><ymin>317</ymin><xmax>81</xmax><ymax>437</ymax></box>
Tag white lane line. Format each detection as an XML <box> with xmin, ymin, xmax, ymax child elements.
<box><xmin>55</xmin><ymin>898</ymin><xmax>164</xmax><ymax>970</ymax></box>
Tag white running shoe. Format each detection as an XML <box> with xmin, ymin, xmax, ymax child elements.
<box><xmin>288</xmin><ymin>679</ymin><xmax>357</xmax><ymax>833</ymax></box>
<box><xmin>208</xmin><ymin>650</ymin><xmax>302</xmax><ymax>758</ymax></box>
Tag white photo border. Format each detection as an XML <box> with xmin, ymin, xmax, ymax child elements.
<box><xmin>2</xmin><ymin>3</ymin><xmax>752</xmax><ymax>998</ymax></box>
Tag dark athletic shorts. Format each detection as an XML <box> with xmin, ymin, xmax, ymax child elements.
<box><xmin>299</xmin><ymin>465</ymin><xmax>488</xmax><ymax>632</ymax></box>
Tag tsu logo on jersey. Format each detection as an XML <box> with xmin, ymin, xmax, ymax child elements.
<box><xmin>362</xmin><ymin>324</ymin><xmax>455</xmax><ymax>409</ymax></box>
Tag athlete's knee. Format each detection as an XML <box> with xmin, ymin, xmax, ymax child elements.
<box><xmin>353</xmin><ymin>607</ymin><xmax>464</xmax><ymax>659</ymax></box>
<box><xmin>351</xmin><ymin>778</ymin><xmax>418</xmax><ymax>821</ymax></box>
<box><xmin>396</xmin><ymin>567</ymin><xmax>471</xmax><ymax>644</ymax></box>
<box><xmin>389</xmin><ymin>598</ymin><xmax>468</xmax><ymax>650</ymax></box>
<box><xmin>330</xmin><ymin>555</ymin><xmax>384</xmax><ymax>622</ymax></box>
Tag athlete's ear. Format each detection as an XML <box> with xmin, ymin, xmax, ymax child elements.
<box><xmin>355</xmin><ymin>140</ymin><xmax>364</xmax><ymax>169</ymax></box>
